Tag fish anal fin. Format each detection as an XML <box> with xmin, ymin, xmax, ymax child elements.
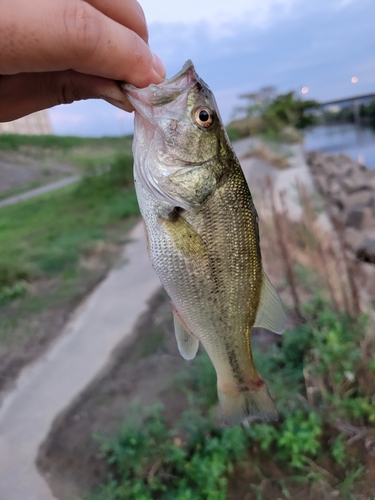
<box><xmin>253</xmin><ymin>271</ymin><xmax>287</xmax><ymax>335</ymax></box>
<box><xmin>218</xmin><ymin>379</ymin><xmax>278</xmax><ymax>426</ymax></box>
<box><xmin>172</xmin><ymin>305</ymin><xmax>199</xmax><ymax>360</ymax></box>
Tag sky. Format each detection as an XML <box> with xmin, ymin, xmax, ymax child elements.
<box><xmin>50</xmin><ymin>0</ymin><xmax>375</xmax><ymax>136</ymax></box>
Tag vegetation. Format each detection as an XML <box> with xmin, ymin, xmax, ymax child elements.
<box><xmin>227</xmin><ymin>86</ymin><xmax>318</xmax><ymax>142</ymax></box>
<box><xmin>85</xmin><ymin>179</ymin><xmax>375</xmax><ymax>499</ymax></box>
<box><xmin>87</xmin><ymin>299</ymin><xmax>374</xmax><ymax>500</ymax></box>
<box><xmin>0</xmin><ymin>137</ymin><xmax>139</xmax><ymax>370</ymax></box>
<box><xmin>0</xmin><ymin>133</ymin><xmax>132</xmax><ymax>153</ymax></box>
<box><xmin>0</xmin><ymin>152</ymin><xmax>137</xmax><ymax>291</ymax></box>
<box><xmin>360</xmin><ymin>100</ymin><xmax>375</xmax><ymax>124</ymax></box>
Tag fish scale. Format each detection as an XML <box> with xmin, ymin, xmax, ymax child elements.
<box><xmin>125</xmin><ymin>60</ymin><xmax>287</xmax><ymax>425</ymax></box>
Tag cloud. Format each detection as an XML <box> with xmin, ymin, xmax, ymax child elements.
<box><xmin>49</xmin><ymin>0</ymin><xmax>374</xmax><ymax>135</ymax></box>
<box><xmin>142</xmin><ymin>0</ymin><xmax>296</xmax><ymax>30</ymax></box>
<box><xmin>150</xmin><ymin>0</ymin><xmax>375</xmax><ymax>106</ymax></box>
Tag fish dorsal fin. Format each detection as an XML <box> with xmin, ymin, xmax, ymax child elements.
<box><xmin>253</xmin><ymin>271</ymin><xmax>287</xmax><ymax>335</ymax></box>
<box><xmin>172</xmin><ymin>309</ymin><xmax>199</xmax><ymax>360</ymax></box>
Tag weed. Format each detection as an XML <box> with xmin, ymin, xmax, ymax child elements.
<box><xmin>88</xmin><ymin>299</ymin><xmax>375</xmax><ymax>499</ymax></box>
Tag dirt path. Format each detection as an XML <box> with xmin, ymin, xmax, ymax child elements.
<box><xmin>0</xmin><ymin>175</ymin><xmax>81</xmax><ymax>208</ymax></box>
<box><xmin>0</xmin><ymin>222</ymin><xmax>161</xmax><ymax>500</ymax></box>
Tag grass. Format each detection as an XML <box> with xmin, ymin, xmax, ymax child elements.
<box><xmin>84</xmin><ymin>175</ymin><xmax>375</xmax><ymax>500</ymax></box>
<box><xmin>0</xmin><ymin>153</ymin><xmax>138</xmax><ymax>289</ymax></box>
<box><xmin>86</xmin><ymin>299</ymin><xmax>375</xmax><ymax>500</ymax></box>
<box><xmin>0</xmin><ymin>140</ymin><xmax>140</xmax><ymax>369</ymax></box>
<box><xmin>0</xmin><ymin>134</ymin><xmax>135</xmax><ymax>201</ymax></box>
<box><xmin>0</xmin><ymin>134</ymin><xmax>132</xmax><ymax>152</ymax></box>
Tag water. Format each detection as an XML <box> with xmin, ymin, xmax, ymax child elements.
<box><xmin>303</xmin><ymin>124</ymin><xmax>375</xmax><ymax>169</ymax></box>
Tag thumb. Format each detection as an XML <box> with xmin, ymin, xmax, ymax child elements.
<box><xmin>0</xmin><ymin>70</ymin><xmax>133</xmax><ymax>122</ymax></box>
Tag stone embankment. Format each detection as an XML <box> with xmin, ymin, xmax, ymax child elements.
<box><xmin>306</xmin><ymin>151</ymin><xmax>375</xmax><ymax>264</ymax></box>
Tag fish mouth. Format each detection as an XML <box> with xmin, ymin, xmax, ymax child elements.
<box><xmin>123</xmin><ymin>60</ymin><xmax>198</xmax><ymax>111</ymax></box>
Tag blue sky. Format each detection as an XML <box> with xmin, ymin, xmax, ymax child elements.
<box><xmin>50</xmin><ymin>0</ymin><xmax>375</xmax><ymax>136</ymax></box>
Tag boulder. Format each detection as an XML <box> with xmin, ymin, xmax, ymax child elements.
<box><xmin>357</xmin><ymin>238</ymin><xmax>375</xmax><ymax>264</ymax></box>
<box><xmin>344</xmin><ymin>227</ymin><xmax>365</xmax><ymax>252</ymax></box>
<box><xmin>346</xmin><ymin>207</ymin><xmax>375</xmax><ymax>230</ymax></box>
<box><xmin>362</xmin><ymin>169</ymin><xmax>375</xmax><ymax>190</ymax></box>
<box><xmin>344</xmin><ymin>190</ymin><xmax>374</xmax><ymax>210</ymax></box>
<box><xmin>340</xmin><ymin>174</ymin><xmax>369</xmax><ymax>194</ymax></box>
<box><xmin>313</xmin><ymin>174</ymin><xmax>329</xmax><ymax>194</ymax></box>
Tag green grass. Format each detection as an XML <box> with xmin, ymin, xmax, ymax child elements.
<box><xmin>0</xmin><ymin>152</ymin><xmax>138</xmax><ymax>289</ymax></box>
<box><xmin>0</xmin><ymin>134</ymin><xmax>132</xmax><ymax>151</ymax></box>
<box><xmin>0</xmin><ymin>147</ymin><xmax>141</xmax><ymax>361</ymax></box>
<box><xmin>87</xmin><ymin>298</ymin><xmax>375</xmax><ymax>500</ymax></box>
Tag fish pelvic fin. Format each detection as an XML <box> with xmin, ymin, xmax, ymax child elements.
<box><xmin>172</xmin><ymin>304</ymin><xmax>199</xmax><ymax>360</ymax></box>
<box><xmin>253</xmin><ymin>271</ymin><xmax>287</xmax><ymax>335</ymax></box>
<box><xmin>217</xmin><ymin>379</ymin><xmax>278</xmax><ymax>427</ymax></box>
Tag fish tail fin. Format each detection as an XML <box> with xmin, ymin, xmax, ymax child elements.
<box><xmin>217</xmin><ymin>380</ymin><xmax>278</xmax><ymax>426</ymax></box>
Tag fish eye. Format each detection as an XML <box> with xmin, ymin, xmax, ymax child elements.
<box><xmin>193</xmin><ymin>107</ymin><xmax>214</xmax><ymax>128</ymax></box>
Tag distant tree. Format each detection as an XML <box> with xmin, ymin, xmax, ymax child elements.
<box><xmin>360</xmin><ymin>100</ymin><xmax>375</xmax><ymax>124</ymax></box>
<box><xmin>238</xmin><ymin>87</ymin><xmax>318</xmax><ymax>131</ymax></box>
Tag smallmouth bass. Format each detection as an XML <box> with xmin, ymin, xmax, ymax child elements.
<box><xmin>124</xmin><ymin>61</ymin><xmax>287</xmax><ymax>426</ymax></box>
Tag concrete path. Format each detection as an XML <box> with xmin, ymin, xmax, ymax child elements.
<box><xmin>0</xmin><ymin>223</ymin><xmax>160</xmax><ymax>500</ymax></box>
<box><xmin>0</xmin><ymin>175</ymin><xmax>81</xmax><ymax>208</ymax></box>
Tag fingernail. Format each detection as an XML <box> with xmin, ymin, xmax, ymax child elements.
<box><xmin>152</xmin><ymin>52</ymin><xmax>166</xmax><ymax>79</ymax></box>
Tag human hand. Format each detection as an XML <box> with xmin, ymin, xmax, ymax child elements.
<box><xmin>0</xmin><ymin>0</ymin><xmax>166</xmax><ymax>121</ymax></box>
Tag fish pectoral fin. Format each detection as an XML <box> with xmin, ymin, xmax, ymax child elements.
<box><xmin>172</xmin><ymin>308</ymin><xmax>199</xmax><ymax>360</ymax></box>
<box><xmin>161</xmin><ymin>215</ymin><xmax>208</xmax><ymax>259</ymax></box>
<box><xmin>253</xmin><ymin>271</ymin><xmax>287</xmax><ymax>335</ymax></box>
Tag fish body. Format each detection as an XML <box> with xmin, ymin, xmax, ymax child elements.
<box><xmin>125</xmin><ymin>61</ymin><xmax>287</xmax><ymax>425</ymax></box>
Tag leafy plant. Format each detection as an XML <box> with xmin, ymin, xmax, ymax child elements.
<box><xmin>88</xmin><ymin>405</ymin><xmax>248</xmax><ymax>500</ymax></box>
<box><xmin>88</xmin><ymin>298</ymin><xmax>375</xmax><ymax>499</ymax></box>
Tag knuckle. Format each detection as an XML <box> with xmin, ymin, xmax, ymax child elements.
<box><xmin>49</xmin><ymin>71</ymin><xmax>87</xmax><ymax>105</ymax></box>
<box><xmin>62</xmin><ymin>1</ymin><xmax>103</xmax><ymax>59</ymax></box>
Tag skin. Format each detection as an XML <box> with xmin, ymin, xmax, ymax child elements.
<box><xmin>0</xmin><ymin>0</ymin><xmax>166</xmax><ymax>121</ymax></box>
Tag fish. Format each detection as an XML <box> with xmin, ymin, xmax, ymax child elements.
<box><xmin>124</xmin><ymin>61</ymin><xmax>287</xmax><ymax>426</ymax></box>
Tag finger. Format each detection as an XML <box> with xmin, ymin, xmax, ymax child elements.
<box><xmin>85</xmin><ymin>0</ymin><xmax>148</xmax><ymax>43</ymax></box>
<box><xmin>0</xmin><ymin>0</ymin><xmax>165</xmax><ymax>88</ymax></box>
<box><xmin>0</xmin><ymin>71</ymin><xmax>133</xmax><ymax>122</ymax></box>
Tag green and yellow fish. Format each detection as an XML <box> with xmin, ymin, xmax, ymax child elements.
<box><xmin>125</xmin><ymin>61</ymin><xmax>287</xmax><ymax>426</ymax></box>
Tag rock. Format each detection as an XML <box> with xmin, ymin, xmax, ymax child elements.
<box><xmin>313</xmin><ymin>173</ymin><xmax>328</xmax><ymax>194</ymax></box>
<box><xmin>327</xmin><ymin>179</ymin><xmax>343</xmax><ymax>198</ymax></box>
<box><xmin>344</xmin><ymin>190</ymin><xmax>374</xmax><ymax>210</ymax></box>
<box><xmin>328</xmin><ymin>204</ymin><xmax>345</xmax><ymax>223</ymax></box>
<box><xmin>344</xmin><ymin>227</ymin><xmax>365</xmax><ymax>252</ymax></box>
<box><xmin>346</xmin><ymin>207</ymin><xmax>375</xmax><ymax>230</ymax></box>
<box><xmin>340</xmin><ymin>174</ymin><xmax>369</xmax><ymax>194</ymax></box>
<box><xmin>357</xmin><ymin>238</ymin><xmax>375</xmax><ymax>264</ymax></box>
<box><xmin>363</xmin><ymin>169</ymin><xmax>375</xmax><ymax>190</ymax></box>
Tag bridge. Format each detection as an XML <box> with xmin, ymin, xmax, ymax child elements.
<box><xmin>311</xmin><ymin>92</ymin><xmax>375</xmax><ymax>125</ymax></box>
<box><xmin>320</xmin><ymin>93</ymin><xmax>375</xmax><ymax>108</ymax></box>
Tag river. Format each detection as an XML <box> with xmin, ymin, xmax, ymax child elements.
<box><xmin>303</xmin><ymin>123</ymin><xmax>375</xmax><ymax>169</ymax></box>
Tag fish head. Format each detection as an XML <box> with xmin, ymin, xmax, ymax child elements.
<box><xmin>124</xmin><ymin>61</ymin><xmax>230</xmax><ymax>209</ymax></box>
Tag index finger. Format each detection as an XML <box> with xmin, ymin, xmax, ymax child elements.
<box><xmin>85</xmin><ymin>0</ymin><xmax>149</xmax><ymax>43</ymax></box>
